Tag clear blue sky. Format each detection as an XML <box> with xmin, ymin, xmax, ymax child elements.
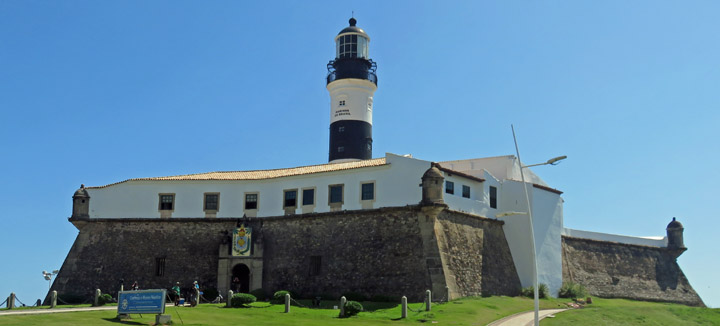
<box><xmin>1</xmin><ymin>1</ymin><xmax>718</xmax><ymax>308</ymax></box>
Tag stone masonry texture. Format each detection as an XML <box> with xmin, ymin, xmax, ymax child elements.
<box><xmin>562</xmin><ymin>236</ymin><xmax>704</xmax><ymax>306</ymax></box>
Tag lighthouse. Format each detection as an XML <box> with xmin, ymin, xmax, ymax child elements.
<box><xmin>327</xmin><ymin>18</ymin><xmax>378</xmax><ymax>163</ymax></box>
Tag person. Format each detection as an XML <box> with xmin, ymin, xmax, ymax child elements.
<box><xmin>131</xmin><ymin>281</ymin><xmax>139</xmax><ymax>291</ymax></box>
<box><xmin>172</xmin><ymin>282</ymin><xmax>181</xmax><ymax>306</ymax></box>
<box><xmin>191</xmin><ymin>281</ymin><xmax>200</xmax><ymax>307</ymax></box>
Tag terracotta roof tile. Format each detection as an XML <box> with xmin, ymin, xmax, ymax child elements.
<box><xmin>89</xmin><ymin>158</ymin><xmax>388</xmax><ymax>189</ymax></box>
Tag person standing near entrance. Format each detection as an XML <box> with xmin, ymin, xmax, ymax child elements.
<box><xmin>172</xmin><ymin>282</ymin><xmax>181</xmax><ymax>306</ymax></box>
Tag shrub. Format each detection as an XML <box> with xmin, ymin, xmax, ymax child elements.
<box><xmin>558</xmin><ymin>281</ymin><xmax>588</xmax><ymax>299</ymax></box>
<box><xmin>231</xmin><ymin>293</ymin><xmax>256</xmax><ymax>307</ymax></box>
<box><xmin>249</xmin><ymin>289</ymin><xmax>267</xmax><ymax>301</ymax></box>
<box><xmin>341</xmin><ymin>300</ymin><xmax>363</xmax><ymax>317</ymax></box>
<box><xmin>97</xmin><ymin>294</ymin><xmax>113</xmax><ymax>306</ymax></box>
<box><xmin>272</xmin><ymin>290</ymin><xmax>290</xmax><ymax>304</ymax></box>
<box><xmin>520</xmin><ymin>284</ymin><xmax>549</xmax><ymax>299</ymax></box>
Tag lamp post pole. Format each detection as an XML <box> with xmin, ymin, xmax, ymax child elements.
<box><xmin>510</xmin><ymin>124</ymin><xmax>566</xmax><ymax>326</ymax></box>
<box><xmin>42</xmin><ymin>270</ymin><xmax>59</xmax><ymax>291</ymax></box>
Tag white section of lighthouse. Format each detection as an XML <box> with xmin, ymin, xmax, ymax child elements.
<box><xmin>326</xmin><ymin>18</ymin><xmax>378</xmax><ymax>163</ymax></box>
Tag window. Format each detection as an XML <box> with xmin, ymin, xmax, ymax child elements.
<box><xmin>462</xmin><ymin>185</ymin><xmax>471</xmax><ymax>198</ymax></box>
<box><xmin>489</xmin><ymin>186</ymin><xmax>497</xmax><ymax>209</ymax></box>
<box><xmin>361</xmin><ymin>182</ymin><xmax>374</xmax><ymax>201</ymax></box>
<box><xmin>309</xmin><ymin>256</ymin><xmax>321</xmax><ymax>276</ymax></box>
<box><xmin>339</xmin><ymin>100</ymin><xmax>346</xmax><ymax>106</ymax></box>
<box><xmin>338</xmin><ymin>146</ymin><xmax>345</xmax><ymax>153</ymax></box>
<box><xmin>159</xmin><ymin>194</ymin><xmax>174</xmax><ymax>210</ymax></box>
<box><xmin>329</xmin><ymin>184</ymin><xmax>343</xmax><ymax>204</ymax></box>
<box><xmin>302</xmin><ymin>188</ymin><xmax>315</xmax><ymax>206</ymax></box>
<box><xmin>339</xmin><ymin>126</ymin><xmax>345</xmax><ymax>132</ymax></box>
<box><xmin>204</xmin><ymin>193</ymin><xmax>219</xmax><ymax>211</ymax></box>
<box><xmin>245</xmin><ymin>193</ymin><xmax>258</xmax><ymax>210</ymax></box>
<box><xmin>445</xmin><ymin>181</ymin><xmax>454</xmax><ymax>195</ymax></box>
<box><xmin>338</xmin><ymin>34</ymin><xmax>358</xmax><ymax>58</ymax></box>
<box><xmin>284</xmin><ymin>190</ymin><xmax>297</xmax><ymax>208</ymax></box>
<box><xmin>155</xmin><ymin>257</ymin><xmax>166</xmax><ymax>276</ymax></box>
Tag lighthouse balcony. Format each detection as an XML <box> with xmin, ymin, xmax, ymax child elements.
<box><xmin>326</xmin><ymin>59</ymin><xmax>377</xmax><ymax>85</ymax></box>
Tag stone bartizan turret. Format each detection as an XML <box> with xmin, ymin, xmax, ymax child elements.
<box><xmin>326</xmin><ymin>17</ymin><xmax>378</xmax><ymax>163</ymax></box>
<box><xmin>666</xmin><ymin>217</ymin><xmax>687</xmax><ymax>258</ymax></box>
<box><xmin>71</xmin><ymin>184</ymin><xmax>90</xmax><ymax>220</ymax></box>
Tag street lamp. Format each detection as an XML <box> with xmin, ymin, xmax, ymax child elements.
<box><xmin>510</xmin><ymin>124</ymin><xmax>566</xmax><ymax>326</ymax></box>
<box><xmin>42</xmin><ymin>270</ymin><xmax>60</xmax><ymax>291</ymax></box>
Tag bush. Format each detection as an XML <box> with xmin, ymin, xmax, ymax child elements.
<box><xmin>249</xmin><ymin>289</ymin><xmax>267</xmax><ymax>301</ymax></box>
<box><xmin>521</xmin><ymin>283</ymin><xmax>549</xmax><ymax>299</ymax></box>
<box><xmin>97</xmin><ymin>294</ymin><xmax>113</xmax><ymax>306</ymax></box>
<box><xmin>230</xmin><ymin>293</ymin><xmax>256</xmax><ymax>307</ymax></box>
<box><xmin>272</xmin><ymin>290</ymin><xmax>290</xmax><ymax>304</ymax></box>
<box><xmin>558</xmin><ymin>281</ymin><xmax>588</xmax><ymax>299</ymax></box>
<box><xmin>341</xmin><ymin>300</ymin><xmax>363</xmax><ymax>317</ymax></box>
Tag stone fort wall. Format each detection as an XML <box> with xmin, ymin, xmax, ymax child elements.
<box><xmin>50</xmin><ymin>206</ymin><xmax>519</xmax><ymax>302</ymax></box>
<box><xmin>562</xmin><ymin>236</ymin><xmax>704</xmax><ymax>306</ymax></box>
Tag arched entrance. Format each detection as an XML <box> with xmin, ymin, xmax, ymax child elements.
<box><xmin>231</xmin><ymin>263</ymin><xmax>250</xmax><ymax>293</ymax></box>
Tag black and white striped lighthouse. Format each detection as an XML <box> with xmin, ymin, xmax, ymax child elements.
<box><xmin>327</xmin><ymin>18</ymin><xmax>378</xmax><ymax>163</ymax></box>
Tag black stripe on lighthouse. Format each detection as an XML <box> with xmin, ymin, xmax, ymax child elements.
<box><xmin>329</xmin><ymin>120</ymin><xmax>372</xmax><ymax>162</ymax></box>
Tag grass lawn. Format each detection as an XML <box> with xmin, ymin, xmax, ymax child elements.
<box><xmin>0</xmin><ymin>296</ymin><xmax>567</xmax><ymax>326</ymax></box>
<box><xmin>1</xmin><ymin>297</ymin><xmax>717</xmax><ymax>325</ymax></box>
<box><xmin>543</xmin><ymin>298</ymin><xmax>720</xmax><ymax>326</ymax></box>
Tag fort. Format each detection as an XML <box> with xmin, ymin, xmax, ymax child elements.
<box><xmin>48</xmin><ymin>18</ymin><xmax>704</xmax><ymax>307</ymax></box>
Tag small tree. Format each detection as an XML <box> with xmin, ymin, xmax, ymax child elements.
<box><xmin>341</xmin><ymin>301</ymin><xmax>363</xmax><ymax>318</ymax></box>
<box><xmin>272</xmin><ymin>290</ymin><xmax>290</xmax><ymax>304</ymax></box>
<box><xmin>521</xmin><ymin>284</ymin><xmax>549</xmax><ymax>299</ymax></box>
<box><xmin>558</xmin><ymin>282</ymin><xmax>588</xmax><ymax>299</ymax></box>
<box><xmin>231</xmin><ymin>293</ymin><xmax>256</xmax><ymax>307</ymax></box>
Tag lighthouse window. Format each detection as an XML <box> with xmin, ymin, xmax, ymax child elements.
<box><xmin>339</xmin><ymin>100</ymin><xmax>346</xmax><ymax>106</ymax></box>
<box><xmin>338</xmin><ymin>146</ymin><xmax>345</xmax><ymax>153</ymax></box>
<box><xmin>338</xmin><ymin>34</ymin><xmax>359</xmax><ymax>58</ymax></box>
<box><xmin>338</xmin><ymin>126</ymin><xmax>345</xmax><ymax>132</ymax></box>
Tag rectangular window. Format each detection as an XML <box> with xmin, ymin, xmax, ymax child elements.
<box><xmin>445</xmin><ymin>181</ymin><xmax>454</xmax><ymax>195</ymax></box>
<box><xmin>338</xmin><ymin>146</ymin><xmax>345</xmax><ymax>153</ymax></box>
<box><xmin>490</xmin><ymin>186</ymin><xmax>498</xmax><ymax>209</ymax></box>
<box><xmin>245</xmin><ymin>193</ymin><xmax>258</xmax><ymax>210</ymax></box>
<box><xmin>462</xmin><ymin>185</ymin><xmax>471</xmax><ymax>198</ymax></box>
<box><xmin>302</xmin><ymin>188</ymin><xmax>315</xmax><ymax>206</ymax></box>
<box><xmin>284</xmin><ymin>190</ymin><xmax>297</xmax><ymax>208</ymax></box>
<box><xmin>361</xmin><ymin>182</ymin><xmax>374</xmax><ymax>201</ymax></box>
<box><xmin>329</xmin><ymin>184</ymin><xmax>343</xmax><ymax>204</ymax></box>
<box><xmin>159</xmin><ymin>194</ymin><xmax>174</xmax><ymax>210</ymax></box>
<box><xmin>309</xmin><ymin>256</ymin><xmax>321</xmax><ymax>276</ymax></box>
<box><xmin>339</xmin><ymin>100</ymin><xmax>346</xmax><ymax>106</ymax></box>
<box><xmin>204</xmin><ymin>193</ymin><xmax>219</xmax><ymax>211</ymax></box>
<box><xmin>155</xmin><ymin>257</ymin><xmax>166</xmax><ymax>276</ymax></box>
<box><xmin>339</xmin><ymin>126</ymin><xmax>345</xmax><ymax>132</ymax></box>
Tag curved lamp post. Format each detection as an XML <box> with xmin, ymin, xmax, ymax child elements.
<box><xmin>42</xmin><ymin>270</ymin><xmax>59</xmax><ymax>291</ymax></box>
<box><xmin>508</xmin><ymin>124</ymin><xmax>566</xmax><ymax>326</ymax></box>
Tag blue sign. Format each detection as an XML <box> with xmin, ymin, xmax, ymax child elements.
<box><xmin>117</xmin><ymin>289</ymin><xmax>166</xmax><ymax>314</ymax></box>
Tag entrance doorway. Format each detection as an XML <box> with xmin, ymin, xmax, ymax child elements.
<box><xmin>231</xmin><ymin>263</ymin><xmax>250</xmax><ymax>293</ymax></box>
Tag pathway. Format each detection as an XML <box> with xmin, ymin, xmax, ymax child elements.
<box><xmin>487</xmin><ymin>308</ymin><xmax>568</xmax><ymax>326</ymax></box>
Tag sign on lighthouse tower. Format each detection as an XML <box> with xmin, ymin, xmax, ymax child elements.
<box><xmin>326</xmin><ymin>18</ymin><xmax>378</xmax><ymax>163</ymax></box>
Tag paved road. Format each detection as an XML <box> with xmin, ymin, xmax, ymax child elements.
<box><xmin>487</xmin><ymin>308</ymin><xmax>568</xmax><ymax>326</ymax></box>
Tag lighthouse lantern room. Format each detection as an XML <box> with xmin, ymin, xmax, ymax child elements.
<box><xmin>327</xmin><ymin>18</ymin><xmax>378</xmax><ymax>163</ymax></box>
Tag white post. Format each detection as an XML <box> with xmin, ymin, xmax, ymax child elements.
<box><xmin>284</xmin><ymin>293</ymin><xmax>291</xmax><ymax>313</ymax></box>
<box><xmin>425</xmin><ymin>290</ymin><xmax>431</xmax><ymax>311</ymax></box>
<box><xmin>227</xmin><ymin>290</ymin><xmax>233</xmax><ymax>307</ymax></box>
<box><xmin>339</xmin><ymin>296</ymin><xmax>347</xmax><ymax>317</ymax></box>
<box><xmin>51</xmin><ymin>291</ymin><xmax>57</xmax><ymax>308</ymax></box>
<box><xmin>401</xmin><ymin>296</ymin><xmax>407</xmax><ymax>318</ymax></box>
<box><xmin>8</xmin><ymin>293</ymin><xmax>15</xmax><ymax>309</ymax></box>
<box><xmin>512</xmin><ymin>125</ymin><xmax>540</xmax><ymax>326</ymax></box>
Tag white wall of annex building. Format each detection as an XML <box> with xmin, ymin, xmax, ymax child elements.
<box><xmin>498</xmin><ymin>180</ymin><xmax>563</xmax><ymax>297</ymax></box>
<box><xmin>86</xmin><ymin>153</ymin><xmax>432</xmax><ymax>219</ymax></box>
